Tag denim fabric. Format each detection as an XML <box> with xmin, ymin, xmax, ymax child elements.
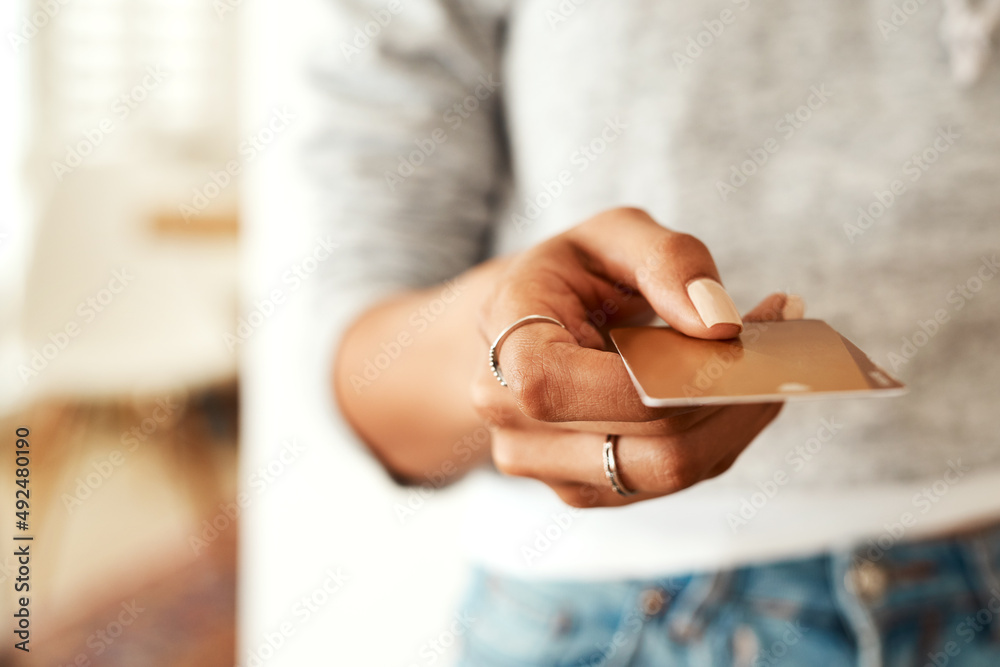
<box><xmin>457</xmin><ymin>525</ymin><xmax>1000</xmax><ymax>666</ymax></box>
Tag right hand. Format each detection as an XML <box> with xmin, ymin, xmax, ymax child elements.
<box><xmin>473</xmin><ymin>207</ymin><xmax>801</xmax><ymax>507</ymax></box>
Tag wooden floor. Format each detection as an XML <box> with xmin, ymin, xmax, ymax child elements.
<box><xmin>0</xmin><ymin>387</ymin><xmax>238</xmax><ymax>667</ymax></box>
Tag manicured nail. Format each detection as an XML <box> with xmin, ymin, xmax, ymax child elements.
<box><xmin>782</xmin><ymin>294</ymin><xmax>806</xmax><ymax>320</ymax></box>
<box><xmin>686</xmin><ymin>278</ymin><xmax>743</xmax><ymax>330</ymax></box>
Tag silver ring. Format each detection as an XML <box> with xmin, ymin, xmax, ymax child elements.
<box><xmin>603</xmin><ymin>434</ymin><xmax>636</xmax><ymax>497</ymax></box>
<box><xmin>489</xmin><ymin>315</ymin><xmax>567</xmax><ymax>386</ymax></box>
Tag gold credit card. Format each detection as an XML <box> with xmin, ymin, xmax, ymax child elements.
<box><xmin>610</xmin><ymin>320</ymin><xmax>906</xmax><ymax>407</ymax></box>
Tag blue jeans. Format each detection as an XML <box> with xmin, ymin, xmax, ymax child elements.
<box><xmin>457</xmin><ymin>524</ymin><xmax>1000</xmax><ymax>666</ymax></box>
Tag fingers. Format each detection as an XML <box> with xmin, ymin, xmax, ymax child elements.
<box><xmin>481</xmin><ymin>287</ymin><xmax>722</xmax><ymax>423</ymax></box>
<box><xmin>743</xmin><ymin>292</ymin><xmax>807</xmax><ymax>323</ymax></box>
<box><xmin>479</xmin><ymin>207</ymin><xmax>754</xmax><ymax>423</ymax></box>
<box><xmin>477</xmin><ymin>293</ymin><xmax>802</xmax><ymax>425</ymax></box>
<box><xmin>531</xmin><ymin>291</ymin><xmax>804</xmax><ymax>430</ymax></box>
<box><xmin>479</xmin><ymin>207</ymin><xmax>806</xmax><ymax>427</ymax></box>
<box><xmin>782</xmin><ymin>294</ymin><xmax>806</xmax><ymax>320</ymax></box>
<box><xmin>565</xmin><ymin>207</ymin><xmax>743</xmax><ymax>339</ymax></box>
<box><xmin>471</xmin><ymin>353</ymin><xmax>714</xmax><ymax>432</ymax></box>
<box><xmin>491</xmin><ymin>427</ymin><xmax>701</xmax><ymax>491</ymax></box>
<box><xmin>489</xmin><ymin>401</ymin><xmax>783</xmax><ymax>507</ymax></box>
<box><xmin>542</xmin><ymin>434</ymin><xmax>754</xmax><ymax>509</ymax></box>
<box><xmin>476</xmin><ymin>292</ymin><xmax>805</xmax><ymax>426</ymax></box>
<box><xmin>551</xmin><ymin>407</ymin><xmax>723</xmax><ymax>436</ymax></box>
<box><xmin>494</xmin><ymin>329</ymin><xmax>686</xmax><ymax>422</ymax></box>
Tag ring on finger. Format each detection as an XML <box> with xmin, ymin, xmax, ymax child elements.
<box><xmin>488</xmin><ymin>315</ymin><xmax>567</xmax><ymax>387</ymax></box>
<box><xmin>603</xmin><ymin>434</ymin><xmax>636</xmax><ymax>497</ymax></box>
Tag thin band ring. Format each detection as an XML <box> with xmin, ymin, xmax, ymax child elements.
<box><xmin>489</xmin><ymin>315</ymin><xmax>567</xmax><ymax>386</ymax></box>
<box><xmin>603</xmin><ymin>434</ymin><xmax>636</xmax><ymax>497</ymax></box>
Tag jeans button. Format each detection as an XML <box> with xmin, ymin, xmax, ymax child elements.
<box><xmin>639</xmin><ymin>587</ymin><xmax>668</xmax><ymax>618</ymax></box>
<box><xmin>846</xmin><ymin>560</ymin><xmax>889</xmax><ymax>603</ymax></box>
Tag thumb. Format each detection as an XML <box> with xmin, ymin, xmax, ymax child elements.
<box><xmin>567</xmin><ymin>208</ymin><xmax>743</xmax><ymax>339</ymax></box>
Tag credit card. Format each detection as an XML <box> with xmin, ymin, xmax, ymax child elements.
<box><xmin>610</xmin><ymin>319</ymin><xmax>906</xmax><ymax>407</ymax></box>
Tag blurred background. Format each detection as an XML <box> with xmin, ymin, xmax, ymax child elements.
<box><xmin>0</xmin><ymin>1</ymin><xmax>468</xmax><ymax>665</ymax></box>
<box><xmin>1</xmin><ymin>0</ymin><xmax>240</xmax><ymax>664</ymax></box>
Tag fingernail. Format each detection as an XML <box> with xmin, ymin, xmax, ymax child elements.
<box><xmin>686</xmin><ymin>278</ymin><xmax>743</xmax><ymax>330</ymax></box>
<box><xmin>782</xmin><ymin>294</ymin><xmax>806</xmax><ymax>320</ymax></box>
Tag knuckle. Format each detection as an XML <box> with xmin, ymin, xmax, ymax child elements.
<box><xmin>652</xmin><ymin>452</ymin><xmax>705</xmax><ymax>494</ymax></box>
<box><xmin>611</xmin><ymin>206</ymin><xmax>654</xmax><ymax>223</ymax></box>
<box><xmin>583</xmin><ymin>206</ymin><xmax>654</xmax><ymax>233</ymax></box>
<box><xmin>507</xmin><ymin>354</ymin><xmax>564</xmax><ymax>422</ymax></box>
<box><xmin>657</xmin><ymin>231</ymin><xmax>709</xmax><ymax>259</ymax></box>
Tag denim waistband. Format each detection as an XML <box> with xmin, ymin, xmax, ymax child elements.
<box><xmin>459</xmin><ymin>521</ymin><xmax>1000</xmax><ymax>667</ymax></box>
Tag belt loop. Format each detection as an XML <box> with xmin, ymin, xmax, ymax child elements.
<box><xmin>666</xmin><ymin>570</ymin><xmax>735</xmax><ymax>644</ymax></box>
<box><xmin>832</xmin><ymin>550</ymin><xmax>884</xmax><ymax>667</ymax></box>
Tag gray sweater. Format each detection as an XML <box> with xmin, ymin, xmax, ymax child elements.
<box><xmin>308</xmin><ymin>0</ymin><xmax>1000</xmax><ymax>574</ymax></box>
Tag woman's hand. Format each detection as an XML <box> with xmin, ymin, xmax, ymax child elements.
<box><xmin>473</xmin><ymin>207</ymin><xmax>802</xmax><ymax>507</ymax></box>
